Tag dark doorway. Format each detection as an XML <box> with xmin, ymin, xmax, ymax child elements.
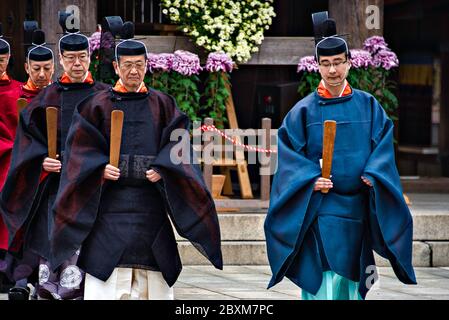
<box><xmin>0</xmin><ymin>0</ymin><xmax>40</xmax><ymax>81</ymax></box>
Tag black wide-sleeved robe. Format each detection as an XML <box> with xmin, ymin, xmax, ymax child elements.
<box><xmin>50</xmin><ymin>88</ymin><xmax>223</xmax><ymax>287</ymax></box>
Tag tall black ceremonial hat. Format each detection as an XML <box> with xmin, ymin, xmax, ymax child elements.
<box><xmin>27</xmin><ymin>29</ymin><xmax>54</xmax><ymax>62</ymax></box>
<box><xmin>312</xmin><ymin>11</ymin><xmax>349</xmax><ymax>60</ymax></box>
<box><xmin>0</xmin><ymin>23</ymin><xmax>11</xmax><ymax>55</ymax></box>
<box><xmin>23</xmin><ymin>20</ymin><xmax>39</xmax><ymax>47</ymax></box>
<box><xmin>58</xmin><ymin>11</ymin><xmax>89</xmax><ymax>52</ymax></box>
<box><xmin>102</xmin><ymin>16</ymin><xmax>123</xmax><ymax>38</ymax></box>
<box><xmin>115</xmin><ymin>21</ymin><xmax>147</xmax><ymax>58</ymax></box>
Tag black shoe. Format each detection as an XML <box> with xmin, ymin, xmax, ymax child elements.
<box><xmin>8</xmin><ymin>286</ymin><xmax>30</xmax><ymax>300</ymax></box>
<box><xmin>0</xmin><ymin>274</ymin><xmax>14</xmax><ymax>293</ymax></box>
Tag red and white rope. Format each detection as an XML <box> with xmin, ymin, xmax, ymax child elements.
<box><xmin>200</xmin><ymin>124</ymin><xmax>277</xmax><ymax>154</ymax></box>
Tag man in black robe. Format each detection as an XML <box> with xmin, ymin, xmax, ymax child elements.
<box><xmin>49</xmin><ymin>21</ymin><xmax>222</xmax><ymax>300</ymax></box>
<box><xmin>0</xmin><ymin>17</ymin><xmax>109</xmax><ymax>300</ymax></box>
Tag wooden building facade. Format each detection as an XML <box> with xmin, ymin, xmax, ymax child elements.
<box><xmin>0</xmin><ymin>0</ymin><xmax>448</xmax><ymax>177</ymax></box>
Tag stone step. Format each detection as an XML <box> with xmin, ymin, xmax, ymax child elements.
<box><xmin>175</xmin><ymin>193</ymin><xmax>449</xmax><ymax>241</ymax></box>
<box><xmin>175</xmin><ymin>206</ymin><xmax>449</xmax><ymax>242</ymax></box>
<box><xmin>178</xmin><ymin>240</ymin><xmax>449</xmax><ymax>267</ymax></box>
<box><xmin>179</xmin><ymin>241</ymin><xmax>268</xmax><ymax>265</ymax></box>
<box><xmin>175</xmin><ymin>212</ymin><xmax>266</xmax><ymax>241</ymax></box>
<box><xmin>176</xmin><ymin>193</ymin><xmax>449</xmax><ymax>266</ymax></box>
<box><xmin>401</xmin><ymin>178</ymin><xmax>449</xmax><ymax>193</ymax></box>
<box><xmin>407</xmin><ymin>193</ymin><xmax>449</xmax><ymax>241</ymax></box>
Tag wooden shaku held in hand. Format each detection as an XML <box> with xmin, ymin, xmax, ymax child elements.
<box><xmin>321</xmin><ymin>120</ymin><xmax>336</xmax><ymax>194</ymax></box>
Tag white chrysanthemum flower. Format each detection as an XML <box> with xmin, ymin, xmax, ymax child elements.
<box><xmin>161</xmin><ymin>0</ymin><xmax>275</xmax><ymax>63</ymax></box>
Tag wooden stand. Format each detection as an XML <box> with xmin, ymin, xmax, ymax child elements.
<box><xmin>203</xmin><ymin>116</ymin><xmax>273</xmax><ymax>210</ymax></box>
<box><xmin>219</xmin><ymin>73</ymin><xmax>253</xmax><ymax>199</ymax></box>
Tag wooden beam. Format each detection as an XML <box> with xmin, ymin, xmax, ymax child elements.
<box><xmin>139</xmin><ymin>36</ymin><xmax>315</xmax><ymax>65</ymax></box>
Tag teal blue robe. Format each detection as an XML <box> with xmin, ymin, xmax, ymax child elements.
<box><xmin>264</xmin><ymin>88</ymin><xmax>416</xmax><ymax>299</ymax></box>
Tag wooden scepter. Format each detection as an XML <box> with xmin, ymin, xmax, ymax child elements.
<box><xmin>17</xmin><ymin>98</ymin><xmax>28</xmax><ymax>120</ymax></box>
<box><xmin>110</xmin><ymin>110</ymin><xmax>124</xmax><ymax>168</ymax></box>
<box><xmin>321</xmin><ymin>120</ymin><xmax>337</xmax><ymax>194</ymax></box>
<box><xmin>46</xmin><ymin>107</ymin><xmax>58</xmax><ymax>159</ymax></box>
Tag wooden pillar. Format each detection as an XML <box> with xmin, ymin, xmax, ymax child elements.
<box><xmin>260</xmin><ymin>118</ymin><xmax>272</xmax><ymax>201</ymax></box>
<box><xmin>329</xmin><ymin>0</ymin><xmax>384</xmax><ymax>48</ymax></box>
<box><xmin>203</xmin><ymin>117</ymin><xmax>214</xmax><ymax>192</ymax></box>
<box><xmin>40</xmin><ymin>0</ymin><xmax>97</xmax><ymax>78</ymax></box>
<box><xmin>439</xmin><ymin>18</ymin><xmax>449</xmax><ymax>177</ymax></box>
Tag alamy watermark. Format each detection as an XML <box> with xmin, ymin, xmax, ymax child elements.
<box><xmin>64</xmin><ymin>5</ymin><xmax>81</xmax><ymax>31</ymax></box>
<box><xmin>366</xmin><ymin>5</ymin><xmax>381</xmax><ymax>30</ymax></box>
<box><xmin>365</xmin><ymin>265</ymin><xmax>381</xmax><ymax>290</ymax></box>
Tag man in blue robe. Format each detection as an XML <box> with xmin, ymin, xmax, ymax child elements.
<box><xmin>264</xmin><ymin>12</ymin><xmax>416</xmax><ymax>300</ymax></box>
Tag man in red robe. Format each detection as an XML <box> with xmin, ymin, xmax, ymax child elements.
<box><xmin>0</xmin><ymin>23</ymin><xmax>22</xmax><ymax>293</ymax></box>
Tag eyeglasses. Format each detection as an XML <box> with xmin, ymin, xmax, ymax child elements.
<box><xmin>120</xmin><ymin>61</ymin><xmax>146</xmax><ymax>71</ymax></box>
<box><xmin>319</xmin><ymin>60</ymin><xmax>348</xmax><ymax>69</ymax></box>
<box><xmin>62</xmin><ymin>54</ymin><xmax>89</xmax><ymax>63</ymax></box>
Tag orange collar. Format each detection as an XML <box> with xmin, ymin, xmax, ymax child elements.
<box><xmin>0</xmin><ymin>72</ymin><xmax>11</xmax><ymax>84</ymax></box>
<box><xmin>23</xmin><ymin>77</ymin><xmax>51</xmax><ymax>93</ymax></box>
<box><xmin>113</xmin><ymin>80</ymin><xmax>148</xmax><ymax>93</ymax></box>
<box><xmin>1</xmin><ymin>72</ymin><xmax>10</xmax><ymax>81</ymax></box>
<box><xmin>59</xmin><ymin>72</ymin><xmax>94</xmax><ymax>84</ymax></box>
<box><xmin>317</xmin><ymin>80</ymin><xmax>352</xmax><ymax>98</ymax></box>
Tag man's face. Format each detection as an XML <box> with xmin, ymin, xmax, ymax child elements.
<box><xmin>113</xmin><ymin>55</ymin><xmax>147</xmax><ymax>90</ymax></box>
<box><xmin>0</xmin><ymin>53</ymin><xmax>10</xmax><ymax>75</ymax></box>
<box><xmin>25</xmin><ymin>60</ymin><xmax>54</xmax><ymax>89</ymax></box>
<box><xmin>59</xmin><ymin>50</ymin><xmax>90</xmax><ymax>81</ymax></box>
<box><xmin>318</xmin><ymin>52</ymin><xmax>351</xmax><ymax>86</ymax></box>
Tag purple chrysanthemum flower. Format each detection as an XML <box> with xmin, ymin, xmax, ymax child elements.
<box><xmin>147</xmin><ymin>53</ymin><xmax>174</xmax><ymax>73</ymax></box>
<box><xmin>297</xmin><ymin>55</ymin><xmax>319</xmax><ymax>73</ymax></box>
<box><xmin>89</xmin><ymin>31</ymin><xmax>101</xmax><ymax>54</ymax></box>
<box><xmin>171</xmin><ymin>50</ymin><xmax>203</xmax><ymax>76</ymax></box>
<box><xmin>205</xmin><ymin>52</ymin><xmax>234</xmax><ymax>73</ymax></box>
<box><xmin>349</xmin><ymin>49</ymin><xmax>373</xmax><ymax>69</ymax></box>
<box><xmin>363</xmin><ymin>36</ymin><xmax>389</xmax><ymax>54</ymax></box>
<box><xmin>372</xmin><ymin>49</ymin><xmax>399</xmax><ymax>70</ymax></box>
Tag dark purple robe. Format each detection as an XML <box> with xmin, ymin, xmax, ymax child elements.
<box><xmin>50</xmin><ymin>88</ymin><xmax>223</xmax><ymax>287</ymax></box>
<box><xmin>0</xmin><ymin>79</ymin><xmax>109</xmax><ymax>299</ymax></box>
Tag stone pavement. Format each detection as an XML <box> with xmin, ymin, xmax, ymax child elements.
<box><xmin>3</xmin><ymin>266</ymin><xmax>449</xmax><ymax>300</ymax></box>
<box><xmin>173</xmin><ymin>266</ymin><xmax>449</xmax><ymax>300</ymax></box>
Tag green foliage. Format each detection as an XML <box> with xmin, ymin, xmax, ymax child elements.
<box><xmin>202</xmin><ymin>72</ymin><xmax>230</xmax><ymax>129</ymax></box>
<box><xmin>145</xmin><ymin>71</ymin><xmax>171</xmax><ymax>93</ymax></box>
<box><xmin>89</xmin><ymin>51</ymin><xmax>118</xmax><ymax>86</ymax></box>
<box><xmin>167</xmin><ymin>72</ymin><xmax>202</xmax><ymax>123</ymax></box>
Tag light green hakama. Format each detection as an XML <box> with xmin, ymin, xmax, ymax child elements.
<box><xmin>301</xmin><ymin>271</ymin><xmax>362</xmax><ymax>300</ymax></box>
